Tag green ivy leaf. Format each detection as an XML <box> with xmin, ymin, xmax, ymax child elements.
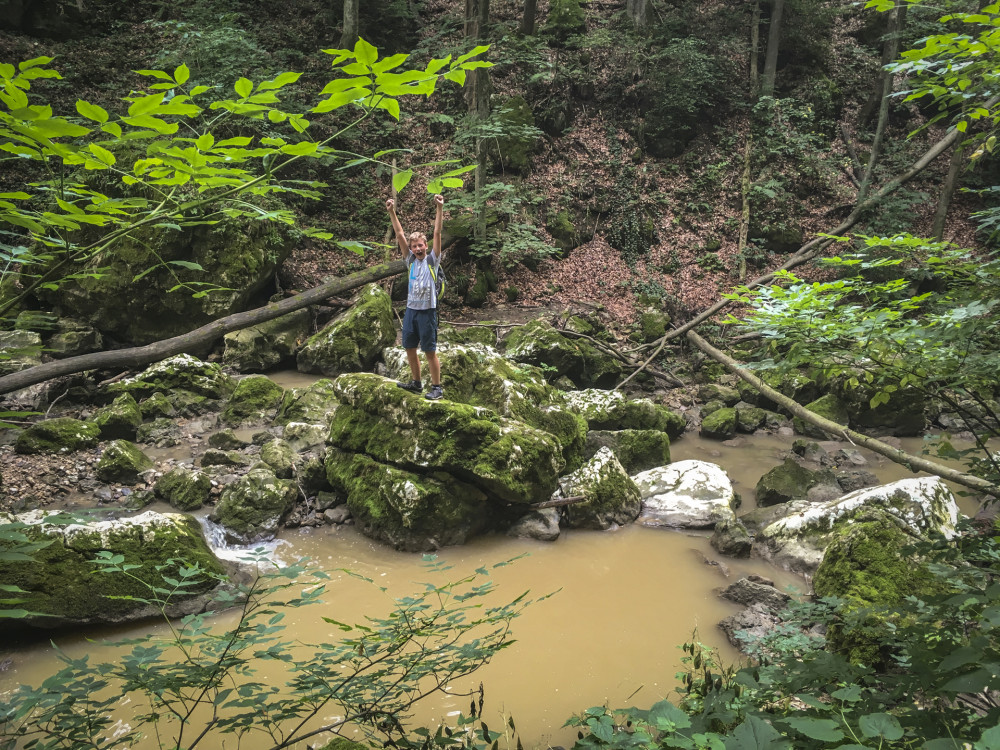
<box><xmin>393</xmin><ymin>169</ymin><xmax>413</xmax><ymax>193</ymax></box>
<box><xmin>781</xmin><ymin>717</ymin><xmax>844</xmax><ymax>742</ymax></box>
<box><xmin>858</xmin><ymin>713</ymin><xmax>903</xmax><ymax>741</ymax></box>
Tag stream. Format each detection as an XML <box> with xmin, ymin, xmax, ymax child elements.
<box><xmin>0</xmin><ymin>414</ymin><xmax>986</xmax><ymax>748</ymax></box>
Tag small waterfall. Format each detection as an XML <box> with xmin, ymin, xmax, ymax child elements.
<box><xmin>197</xmin><ymin>515</ymin><xmax>290</xmax><ymax>566</ymax></box>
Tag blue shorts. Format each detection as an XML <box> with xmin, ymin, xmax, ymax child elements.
<box><xmin>402</xmin><ymin>307</ymin><xmax>438</xmax><ymax>352</ymax></box>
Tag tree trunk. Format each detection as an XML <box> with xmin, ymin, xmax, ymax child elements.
<box><xmin>465</xmin><ymin>0</ymin><xmax>491</xmax><ymax>244</ymax></box>
<box><xmin>858</xmin><ymin>4</ymin><xmax>904</xmax><ymax>203</ymax></box>
<box><xmin>859</xmin><ymin>5</ymin><xmax>906</xmax><ymax>125</ymax></box>
<box><xmin>340</xmin><ymin>0</ymin><xmax>359</xmax><ymax>49</ymax></box>
<box><xmin>932</xmin><ymin>143</ymin><xmax>965</xmax><ymax>241</ymax></box>
<box><xmin>686</xmin><ymin>329</ymin><xmax>1000</xmax><ymax>499</ymax></box>
<box><xmin>520</xmin><ymin>0</ymin><xmax>537</xmax><ymax>35</ymax></box>
<box><xmin>738</xmin><ymin>0</ymin><xmax>761</xmax><ymax>281</ymax></box>
<box><xmin>760</xmin><ymin>0</ymin><xmax>784</xmax><ymax>97</ymax></box>
<box><xmin>0</xmin><ymin>260</ymin><xmax>406</xmax><ymax>396</ymax></box>
<box><xmin>626</xmin><ymin>0</ymin><xmax>647</xmax><ymax>30</ymax></box>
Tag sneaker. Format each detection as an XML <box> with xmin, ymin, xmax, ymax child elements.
<box><xmin>397</xmin><ymin>379</ymin><xmax>422</xmax><ymax>393</ymax></box>
<box><xmin>425</xmin><ymin>384</ymin><xmax>444</xmax><ymax>401</ymax></box>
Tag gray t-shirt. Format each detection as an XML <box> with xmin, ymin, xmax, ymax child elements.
<box><xmin>406</xmin><ymin>251</ymin><xmax>440</xmax><ymax>310</ymax></box>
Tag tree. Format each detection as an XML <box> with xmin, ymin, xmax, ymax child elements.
<box><xmin>0</xmin><ymin>41</ymin><xmax>492</xmax><ymax>320</ymax></box>
<box><xmin>520</xmin><ymin>0</ymin><xmax>538</xmax><ymax>35</ymax></box>
<box><xmin>1</xmin><ymin>551</ymin><xmax>535</xmax><ymax>749</ymax></box>
<box><xmin>340</xmin><ymin>0</ymin><xmax>360</xmax><ymax>48</ymax></box>
<box><xmin>760</xmin><ymin>0</ymin><xmax>784</xmax><ymax>96</ymax></box>
<box><xmin>626</xmin><ymin>0</ymin><xmax>648</xmax><ymax>30</ymax></box>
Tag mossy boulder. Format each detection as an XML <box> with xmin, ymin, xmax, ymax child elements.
<box><xmin>437</xmin><ymin>323</ymin><xmax>497</xmax><ymax>348</ymax></box>
<box><xmin>37</xmin><ymin>209</ymin><xmax>295</xmax><ymax>344</ymax></box>
<box><xmin>208</xmin><ymin>429</ymin><xmax>250</xmax><ymax>450</ymax></box>
<box><xmin>711</xmin><ymin>518</ymin><xmax>753</xmax><ymax>558</ymax></box>
<box><xmin>755</xmin><ymin>458</ymin><xmax>840</xmax><ymax>507</ymax></box>
<box><xmin>200</xmin><ymin>449</ymin><xmax>253</xmax><ymax>468</ymax></box>
<box><xmin>281</xmin><ymin>421</ymin><xmax>328</xmax><ymax>453</ymax></box>
<box><xmin>546</xmin><ymin>209</ymin><xmax>578</xmax><ymax>254</ymax></box>
<box><xmin>0</xmin><ymin>509</ymin><xmax>225</xmax><ymax>632</ymax></box>
<box><xmin>555</xmin><ymin>447</ymin><xmax>642</xmax><ymax>530</ymax></box>
<box><xmin>697</xmin><ymin>383</ymin><xmax>741</xmax><ymax>406</ymax></box>
<box><xmin>734</xmin><ymin>404</ymin><xmax>767</xmax><ymax>433</ymax></box>
<box><xmin>634</xmin><ymin>460</ymin><xmax>738</xmax><ymax>529</ymax></box>
<box><xmin>260</xmin><ymin>439</ymin><xmax>295</xmax><ymax>478</ymax></box>
<box><xmin>13</xmin><ymin>310</ymin><xmax>59</xmax><ymax>333</ymax></box>
<box><xmin>756</xmin><ymin>477</ymin><xmax>960</xmax><ymax>576</ymax></box>
<box><xmin>737</xmin><ymin>370</ymin><xmax>819</xmax><ymax>410</ymax></box>
<box><xmin>297</xmin><ymin>284</ymin><xmax>395</xmax><ymax>376</ymax></box>
<box><xmin>212</xmin><ymin>467</ymin><xmax>299</xmax><ymax>544</ymax></box>
<box><xmin>139</xmin><ymin>392</ymin><xmax>176</xmax><ymax>419</ymax></box>
<box><xmin>0</xmin><ymin>329</ymin><xmax>42</xmax><ymax>376</ymax></box>
<box><xmin>700</xmin><ymin>407</ymin><xmax>737</xmax><ymax>439</ymax></box>
<box><xmin>223</xmin><ymin>308</ymin><xmax>311</xmax><ymax>372</ymax></box>
<box><xmin>384</xmin><ymin>344</ymin><xmax>588</xmax><ymax>469</ymax></box>
<box><xmin>636</xmin><ymin>308</ymin><xmax>670</xmax><ymax>343</ymax></box>
<box><xmin>137</xmin><ymin>417</ymin><xmax>182</xmax><ymax>447</ymax></box>
<box><xmin>92</xmin><ymin>393</ymin><xmax>142</xmax><ymax>440</ymax></box>
<box><xmin>832</xmin><ymin>374</ymin><xmax>925</xmax><ymax>436</ymax></box>
<box><xmin>15</xmin><ymin>417</ymin><xmax>100</xmax><ymax>454</ymax></box>
<box><xmin>275</xmin><ymin>378</ymin><xmax>340</xmax><ymax>426</ymax></box>
<box><xmin>563</xmin><ymin>389</ymin><xmax>686</xmax><ymax>438</ymax></box>
<box><xmin>46</xmin><ymin>319</ymin><xmax>103</xmax><ymax>358</ymax></box>
<box><xmin>504</xmin><ymin>320</ymin><xmax>625</xmax><ymax>388</ymax></box>
<box><xmin>812</xmin><ymin>512</ymin><xmax>945</xmax><ymax>665</ymax></box>
<box><xmin>583</xmin><ymin>429</ymin><xmax>671</xmax><ymax>474</ymax></box>
<box><xmin>794</xmin><ymin>393</ymin><xmax>850</xmax><ymax>439</ymax></box>
<box><xmin>95</xmin><ymin>440</ymin><xmax>154</xmax><ymax>484</ymax></box>
<box><xmin>108</xmin><ymin>354</ymin><xmax>235</xmax><ymax>403</ymax></box>
<box><xmin>154</xmin><ymin>467</ymin><xmax>212</xmax><ymax>511</ymax></box>
<box><xmin>220</xmin><ymin>375</ymin><xmax>285</xmax><ymax>426</ymax></box>
<box><xmin>327</xmin><ymin>373</ymin><xmax>565</xmax><ymax>505</ymax></box>
<box><xmin>325</xmin><ymin>448</ymin><xmax>491</xmax><ymax>551</ymax></box>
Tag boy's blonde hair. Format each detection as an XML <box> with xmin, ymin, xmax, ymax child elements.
<box><xmin>408</xmin><ymin>231</ymin><xmax>427</xmax><ymax>245</ymax></box>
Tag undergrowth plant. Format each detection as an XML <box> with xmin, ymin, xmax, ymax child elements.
<box><xmin>0</xmin><ymin>550</ymin><xmax>538</xmax><ymax>750</ymax></box>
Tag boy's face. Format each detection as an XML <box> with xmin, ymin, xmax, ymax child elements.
<box><xmin>410</xmin><ymin>237</ymin><xmax>428</xmax><ymax>259</ymax></box>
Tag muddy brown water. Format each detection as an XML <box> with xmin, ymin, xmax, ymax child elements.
<box><xmin>0</xmin><ymin>408</ymin><xmax>988</xmax><ymax>748</ymax></box>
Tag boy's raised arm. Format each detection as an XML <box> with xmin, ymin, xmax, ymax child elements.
<box><xmin>386</xmin><ymin>198</ymin><xmax>409</xmax><ymax>257</ymax></box>
<box><xmin>432</xmin><ymin>194</ymin><xmax>444</xmax><ymax>258</ymax></box>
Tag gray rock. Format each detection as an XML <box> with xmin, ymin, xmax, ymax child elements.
<box><xmin>223</xmin><ymin>308</ymin><xmax>311</xmax><ymax>372</ymax></box>
<box><xmin>556</xmin><ymin>447</ymin><xmax>641</xmax><ymax>530</ymax></box>
<box><xmin>507</xmin><ymin>508</ymin><xmax>561</xmax><ymax>541</ymax></box>
<box><xmin>634</xmin><ymin>459</ymin><xmax>737</xmax><ymax>529</ymax></box>
<box><xmin>720</xmin><ymin>577</ymin><xmax>791</xmax><ymax>611</ymax></box>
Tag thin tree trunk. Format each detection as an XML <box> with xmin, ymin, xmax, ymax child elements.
<box><xmin>465</xmin><ymin>0</ymin><xmax>491</xmax><ymax>244</ymax></box>
<box><xmin>859</xmin><ymin>5</ymin><xmax>906</xmax><ymax>125</ymax></box>
<box><xmin>932</xmin><ymin>143</ymin><xmax>965</xmax><ymax>241</ymax></box>
<box><xmin>858</xmin><ymin>5</ymin><xmax>904</xmax><ymax>204</ymax></box>
<box><xmin>760</xmin><ymin>0</ymin><xmax>784</xmax><ymax>97</ymax></box>
<box><xmin>686</xmin><ymin>329</ymin><xmax>1000</xmax><ymax>499</ymax></box>
<box><xmin>520</xmin><ymin>0</ymin><xmax>537</xmax><ymax>35</ymax></box>
<box><xmin>626</xmin><ymin>0</ymin><xmax>647</xmax><ymax>30</ymax></box>
<box><xmin>0</xmin><ymin>261</ymin><xmax>406</xmax><ymax>395</ymax></box>
<box><xmin>738</xmin><ymin>0</ymin><xmax>761</xmax><ymax>281</ymax></box>
<box><xmin>340</xmin><ymin>0</ymin><xmax>359</xmax><ymax>49</ymax></box>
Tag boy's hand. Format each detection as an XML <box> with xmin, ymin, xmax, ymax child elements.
<box><xmin>386</xmin><ymin>198</ymin><xmax>395</xmax><ymax>211</ymax></box>
<box><xmin>434</xmin><ymin>194</ymin><xmax>444</xmax><ymax>208</ymax></box>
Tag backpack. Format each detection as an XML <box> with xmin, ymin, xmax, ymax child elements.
<box><xmin>428</xmin><ymin>262</ymin><xmax>445</xmax><ymax>303</ymax></box>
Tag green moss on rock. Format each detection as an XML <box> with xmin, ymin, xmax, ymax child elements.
<box><xmin>558</xmin><ymin>447</ymin><xmax>642</xmax><ymax>530</ymax></box>
<box><xmin>154</xmin><ymin>467</ymin><xmax>212</xmax><ymax>511</ymax></box>
<box><xmin>223</xmin><ymin>308</ymin><xmax>310</xmax><ymax>372</ymax></box>
<box><xmin>794</xmin><ymin>393</ymin><xmax>849</xmax><ymax>439</ymax></box>
<box><xmin>700</xmin><ymin>407</ymin><xmax>737</xmax><ymax>440</ymax></box>
<box><xmin>275</xmin><ymin>378</ymin><xmax>339</xmax><ymax>425</ymax></box>
<box><xmin>109</xmin><ymin>355</ymin><xmax>235</xmax><ymax>401</ymax></box>
<box><xmin>92</xmin><ymin>393</ymin><xmax>142</xmax><ymax>440</ymax></box>
<box><xmin>504</xmin><ymin>320</ymin><xmax>624</xmax><ymax>388</ymax></box>
<box><xmin>212</xmin><ymin>467</ymin><xmax>299</xmax><ymax>544</ymax></box>
<box><xmin>296</xmin><ymin>284</ymin><xmax>395</xmax><ymax>376</ymax></box>
<box><xmin>95</xmin><ymin>440</ymin><xmax>153</xmax><ymax>484</ymax></box>
<box><xmin>755</xmin><ymin>458</ymin><xmax>838</xmax><ymax>506</ymax></box>
<box><xmin>15</xmin><ymin>417</ymin><xmax>100</xmax><ymax>454</ymax></box>
<box><xmin>563</xmin><ymin>389</ymin><xmax>686</xmax><ymax>438</ymax></box>
<box><xmin>260</xmin><ymin>439</ymin><xmax>295</xmax><ymax>478</ymax></box>
<box><xmin>221</xmin><ymin>375</ymin><xmax>285</xmax><ymax>426</ymax></box>
<box><xmin>584</xmin><ymin>429</ymin><xmax>671</xmax><ymax>474</ymax></box>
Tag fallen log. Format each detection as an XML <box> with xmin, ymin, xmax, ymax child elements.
<box><xmin>532</xmin><ymin>495</ymin><xmax>586</xmax><ymax>509</ymax></box>
<box><xmin>0</xmin><ymin>260</ymin><xmax>405</xmax><ymax>396</ymax></box>
<box><xmin>685</xmin><ymin>329</ymin><xmax>1000</xmax><ymax>500</ymax></box>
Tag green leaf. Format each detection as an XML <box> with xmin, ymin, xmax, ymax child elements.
<box><xmin>354</xmin><ymin>38</ymin><xmax>378</xmax><ymax>66</ymax></box>
<box><xmin>235</xmin><ymin>77</ymin><xmax>253</xmax><ymax>98</ymax></box>
<box><xmin>393</xmin><ymin>169</ymin><xmax>413</xmax><ymax>193</ymax></box>
<box><xmin>135</xmin><ymin>68</ymin><xmax>174</xmax><ymax>80</ymax></box>
<box><xmin>258</xmin><ymin>71</ymin><xmax>302</xmax><ymax>90</ymax></box>
<box><xmin>174</xmin><ymin>63</ymin><xmax>190</xmax><ymax>85</ymax></box>
<box><xmin>87</xmin><ymin>144</ymin><xmax>115</xmax><ymax>166</ymax></box>
<box><xmin>724</xmin><ymin>716</ymin><xmax>790</xmax><ymax>750</ymax></box>
<box><xmin>167</xmin><ymin>260</ymin><xmax>205</xmax><ymax>271</ymax></box>
<box><xmin>782</xmin><ymin>717</ymin><xmax>844</xmax><ymax>742</ymax></box>
<box><xmin>922</xmin><ymin>740</ymin><xmax>963</xmax><ymax>750</ymax></box>
<box><xmin>18</xmin><ymin>56</ymin><xmax>54</xmax><ymax>71</ymax></box>
<box><xmin>443</xmin><ymin>69</ymin><xmax>467</xmax><ymax>86</ymax></box>
<box><xmin>978</xmin><ymin>725</ymin><xmax>1000</xmax><ymax>750</ymax></box>
<box><xmin>649</xmin><ymin>700</ymin><xmax>691</xmax><ymax>731</ymax></box>
<box><xmin>128</xmin><ymin>93</ymin><xmax>165</xmax><ymax>116</ymax></box>
<box><xmin>858</xmin><ymin>713</ymin><xmax>903</xmax><ymax>741</ymax></box>
<box><xmin>76</xmin><ymin>100</ymin><xmax>109</xmax><ymax>123</ymax></box>
<box><xmin>942</xmin><ymin>668</ymin><xmax>995</xmax><ymax>693</ymax></box>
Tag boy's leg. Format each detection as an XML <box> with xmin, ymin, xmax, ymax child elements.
<box><xmin>426</xmin><ymin>351</ymin><xmax>441</xmax><ymax>386</ymax></box>
<box><xmin>405</xmin><ymin>347</ymin><xmax>422</xmax><ymax>381</ymax></box>
<box><xmin>397</xmin><ymin>308</ymin><xmax>424</xmax><ymax>392</ymax></box>
<box><xmin>420</xmin><ymin>310</ymin><xmax>444</xmax><ymax>400</ymax></box>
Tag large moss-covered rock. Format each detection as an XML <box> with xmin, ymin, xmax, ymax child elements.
<box><xmin>437</xmin><ymin>323</ymin><xmax>497</xmax><ymax>348</ymax></box>
<box><xmin>503</xmin><ymin>320</ymin><xmax>624</xmax><ymax>388</ymax></box>
<box><xmin>555</xmin><ymin>447</ymin><xmax>641</xmax><ymax>530</ymax></box>
<box><xmin>297</xmin><ymin>284</ymin><xmax>395</xmax><ymax>376</ymax></box>
<box><xmin>37</xmin><ymin>211</ymin><xmax>295</xmax><ymax>344</ymax></box>
<box><xmin>95</xmin><ymin>440</ymin><xmax>153</xmax><ymax>484</ymax></box>
<box><xmin>756</xmin><ymin>477</ymin><xmax>960</xmax><ymax>576</ymax></box>
<box><xmin>326</xmin><ymin>449</ymin><xmax>491</xmax><ymax>551</ymax></box>
<box><xmin>563</xmin><ymin>389</ymin><xmax>686</xmax><ymax>438</ymax></box>
<box><xmin>700</xmin><ymin>407</ymin><xmax>737</xmax><ymax>439</ymax></box>
<box><xmin>92</xmin><ymin>393</ymin><xmax>142</xmax><ymax>440</ymax></box>
<box><xmin>583</xmin><ymin>429</ymin><xmax>671</xmax><ymax>474</ymax></box>
<box><xmin>223</xmin><ymin>308</ymin><xmax>310</xmax><ymax>372</ymax></box>
<box><xmin>755</xmin><ymin>458</ymin><xmax>840</xmax><ymax>507</ymax></box>
<box><xmin>793</xmin><ymin>393</ymin><xmax>849</xmax><ymax>439</ymax></box>
<box><xmin>327</xmin><ymin>373</ymin><xmax>565</xmax><ymax>505</ymax></box>
<box><xmin>14</xmin><ymin>417</ymin><xmax>100</xmax><ymax>454</ymax></box>
<box><xmin>0</xmin><ymin>509</ymin><xmax>225</xmax><ymax>631</ymax></box>
<box><xmin>108</xmin><ymin>354</ymin><xmax>235</xmax><ymax>403</ymax></box>
<box><xmin>737</xmin><ymin>370</ymin><xmax>819</xmax><ymax>410</ymax></box>
<box><xmin>275</xmin><ymin>378</ymin><xmax>339</xmax><ymax>426</ymax></box>
<box><xmin>260</xmin><ymin>439</ymin><xmax>295</xmax><ymax>478</ymax></box>
<box><xmin>220</xmin><ymin>375</ymin><xmax>285</xmax><ymax>426</ymax></box>
<box><xmin>812</xmin><ymin>512</ymin><xmax>944</xmax><ymax>665</ymax></box>
<box><xmin>384</xmin><ymin>344</ymin><xmax>588</xmax><ymax>469</ymax></box>
<box><xmin>212</xmin><ymin>467</ymin><xmax>299</xmax><ymax>544</ymax></box>
<box><xmin>832</xmin><ymin>374</ymin><xmax>925</xmax><ymax>436</ymax></box>
<box><xmin>634</xmin><ymin>460</ymin><xmax>738</xmax><ymax>529</ymax></box>
<box><xmin>0</xmin><ymin>329</ymin><xmax>42</xmax><ymax>376</ymax></box>
<box><xmin>154</xmin><ymin>467</ymin><xmax>212</xmax><ymax>511</ymax></box>
<box><xmin>45</xmin><ymin>318</ymin><xmax>103</xmax><ymax>357</ymax></box>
